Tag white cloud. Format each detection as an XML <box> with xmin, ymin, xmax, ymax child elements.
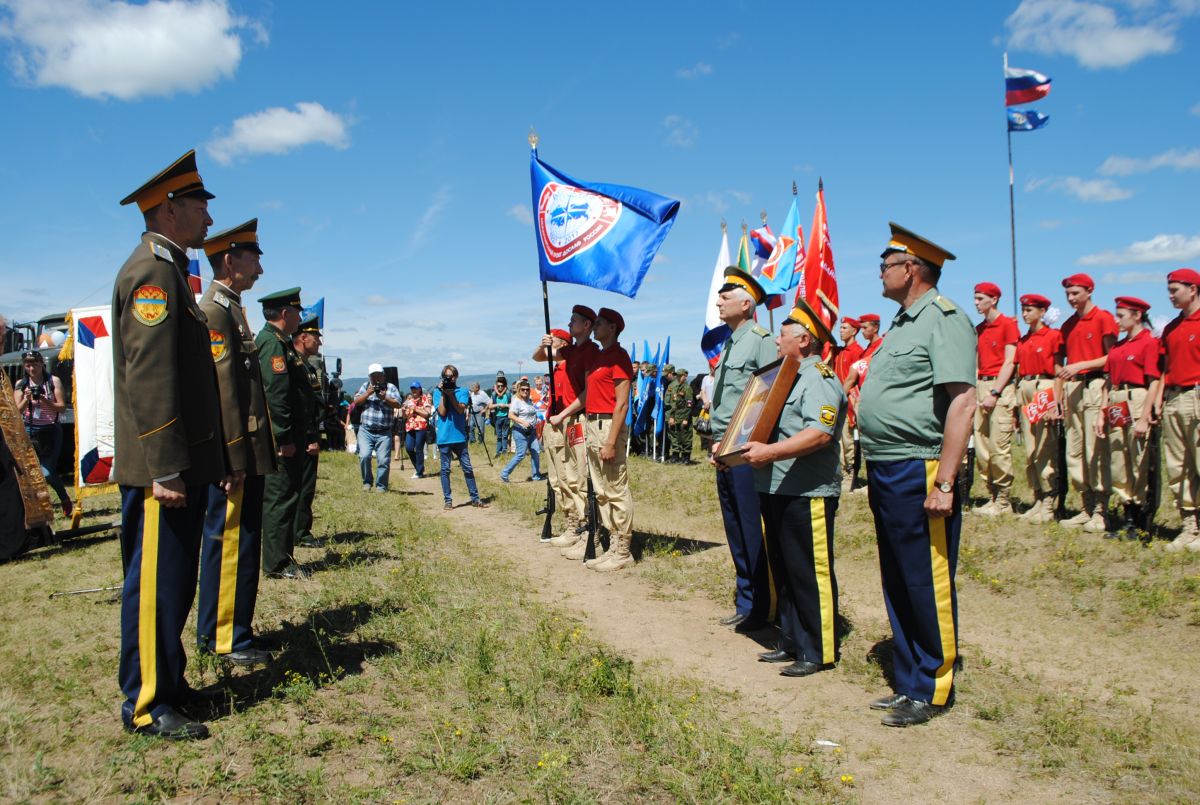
<box><xmin>207</xmin><ymin>102</ymin><xmax>350</xmax><ymax>165</ymax></box>
<box><xmin>1098</xmin><ymin>147</ymin><xmax>1200</xmax><ymax>175</ymax></box>
<box><xmin>1026</xmin><ymin>175</ymin><xmax>1133</xmax><ymax>202</ymax></box>
<box><xmin>689</xmin><ymin>190</ymin><xmax>751</xmax><ymax>214</ymax></box>
<box><xmin>716</xmin><ymin>33</ymin><xmax>741</xmax><ymax>50</ymax></box>
<box><xmin>1005</xmin><ymin>0</ymin><xmax>1191</xmax><ymax>69</ymax></box>
<box><xmin>0</xmin><ymin>0</ymin><xmax>251</xmax><ymax>100</ymax></box>
<box><xmin>364</xmin><ymin>294</ymin><xmax>396</xmax><ymax>306</ymax></box>
<box><xmin>507</xmin><ymin>204</ymin><xmax>533</xmax><ymax>225</ymax></box>
<box><xmin>663</xmin><ymin>114</ymin><xmax>698</xmax><ymax>148</ymax></box>
<box><xmin>675</xmin><ymin>61</ymin><xmax>713</xmax><ymax>79</ymax></box>
<box><xmin>1100</xmin><ymin>270</ymin><xmax>1172</xmax><ymax>284</ymax></box>
<box><xmin>1078</xmin><ymin>233</ymin><xmax>1200</xmax><ymax>265</ymax></box>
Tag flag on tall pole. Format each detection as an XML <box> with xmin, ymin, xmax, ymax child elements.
<box><xmin>1007</xmin><ymin>109</ymin><xmax>1050</xmax><ymax>131</ymax></box>
<box><xmin>1003</xmin><ymin>53</ymin><xmax>1053</xmax><ymax>318</ymax></box>
<box><xmin>700</xmin><ymin>222</ymin><xmax>732</xmax><ymax>369</ymax></box>
<box><xmin>1005</xmin><ymin>65</ymin><xmax>1052</xmax><ymax>106</ymax></box>
<box><xmin>799</xmin><ymin>179</ymin><xmax>839</xmax><ymax>333</ymax></box>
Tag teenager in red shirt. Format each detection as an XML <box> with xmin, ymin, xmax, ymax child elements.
<box><xmin>1161</xmin><ymin>269</ymin><xmax>1200</xmax><ymax>550</ymax></box>
<box><xmin>1013</xmin><ymin>294</ymin><xmax>1064</xmax><ymax>523</ymax></box>
<box><xmin>972</xmin><ymin>282</ymin><xmax>1020</xmax><ymax>515</ymax></box>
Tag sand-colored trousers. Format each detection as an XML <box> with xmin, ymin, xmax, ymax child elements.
<box><xmin>1163</xmin><ymin>387</ymin><xmax>1200</xmax><ymax>513</ymax></box>
<box><xmin>1064</xmin><ymin>377</ymin><xmax>1110</xmax><ymax>496</ymax></box>
<box><xmin>585</xmin><ymin>416</ymin><xmax>634</xmax><ymax>538</ymax></box>
<box><xmin>1107</xmin><ymin>387</ymin><xmax>1151</xmax><ymax>506</ymax></box>
<box><xmin>974</xmin><ymin>380</ymin><xmax>1015</xmax><ymax>493</ymax></box>
<box><xmin>840</xmin><ymin>423</ymin><xmax>856</xmax><ymax>481</ymax></box>
<box><xmin>1017</xmin><ymin>378</ymin><xmax>1060</xmax><ymax>496</ymax></box>
<box><xmin>542</xmin><ymin>413</ymin><xmax>587</xmax><ymax>522</ymax></box>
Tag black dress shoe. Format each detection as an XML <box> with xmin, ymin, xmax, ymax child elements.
<box><xmin>733</xmin><ymin>618</ymin><xmax>768</xmax><ymax>634</ymax></box>
<box><xmin>719</xmin><ymin>612</ymin><xmax>747</xmax><ymax>627</ymax></box>
<box><xmin>266</xmin><ymin>563</ymin><xmax>308</xmax><ymax>580</ymax></box>
<box><xmin>124</xmin><ymin>706</ymin><xmax>209</xmax><ymax>740</ymax></box>
<box><xmin>881</xmin><ymin>698</ymin><xmax>945</xmax><ymax>727</ymax></box>
<box><xmin>780</xmin><ymin>660</ymin><xmax>827</xmax><ymax>677</ymax></box>
<box><xmin>869</xmin><ymin>693</ymin><xmax>908</xmax><ymax>711</ymax></box>
<box><xmin>296</xmin><ymin>536</ymin><xmax>320</xmax><ymax>548</ymax></box>
<box><xmin>221</xmin><ymin>647</ymin><xmax>273</xmax><ymax>667</ymax></box>
<box><xmin>757</xmin><ymin>649</ymin><xmax>793</xmax><ymax>663</ymax></box>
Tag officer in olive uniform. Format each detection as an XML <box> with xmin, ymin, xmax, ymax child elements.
<box><xmin>291</xmin><ymin>314</ymin><xmax>323</xmax><ymax>548</ymax></box>
<box><xmin>858</xmin><ymin>224</ymin><xmax>977</xmax><ymax>727</ymax></box>
<box><xmin>195</xmin><ymin>219</ymin><xmax>276</xmax><ymax>668</ymax></box>
<box><xmin>256</xmin><ymin>288</ymin><xmax>308</xmax><ymax>579</ymax></box>
<box><xmin>113</xmin><ymin>150</ymin><xmax>224</xmax><ymax>740</ymax></box>
<box><xmin>664</xmin><ymin>365</ymin><xmax>694</xmax><ymax>463</ymax></box>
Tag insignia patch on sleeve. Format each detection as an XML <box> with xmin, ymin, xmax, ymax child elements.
<box><xmin>131</xmin><ymin>285</ymin><xmax>168</xmax><ymax>326</ymax></box>
<box><xmin>819</xmin><ymin>405</ymin><xmax>837</xmax><ymax>427</ymax></box>
<box><xmin>271</xmin><ymin>355</ymin><xmax>286</xmax><ymax>374</ymax></box>
<box><xmin>209</xmin><ymin>330</ymin><xmax>228</xmax><ymax>362</ymax></box>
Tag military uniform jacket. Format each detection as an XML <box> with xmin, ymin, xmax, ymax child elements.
<box><xmin>665</xmin><ymin>379</ymin><xmax>693</xmax><ymax>420</ymax></box>
<box><xmin>111</xmin><ymin>232</ymin><xmax>225</xmax><ymax>487</ymax></box>
<box><xmin>199</xmin><ymin>281</ymin><xmax>277</xmax><ymax>477</ymax></box>
<box><xmin>300</xmin><ymin>360</ymin><xmax>322</xmax><ymax>442</ymax></box>
<box><xmin>711</xmin><ymin>321</ymin><xmax>778</xmax><ymax>440</ymax></box>
<box><xmin>256</xmin><ymin>323</ymin><xmax>309</xmax><ymax>448</ymax></box>
<box><xmin>754</xmin><ymin>355</ymin><xmax>847</xmax><ymax>497</ymax></box>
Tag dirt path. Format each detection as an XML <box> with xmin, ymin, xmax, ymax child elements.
<box><xmin>398</xmin><ymin>471</ymin><xmax>1099</xmax><ymax>804</ymax></box>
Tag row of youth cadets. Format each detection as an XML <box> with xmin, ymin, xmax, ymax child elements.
<box><xmin>113</xmin><ymin>150</ymin><xmax>328</xmax><ymax>741</ymax></box>
<box><xmin>964</xmin><ymin>269</ymin><xmax>1200</xmax><ymax>550</ymax></box>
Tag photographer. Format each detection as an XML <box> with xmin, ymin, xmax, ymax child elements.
<box><xmin>12</xmin><ymin>350</ymin><xmax>71</xmax><ymax>516</ymax></box>
<box><xmin>353</xmin><ymin>363</ymin><xmax>401</xmax><ymax>492</ymax></box>
<box><xmin>433</xmin><ymin>365</ymin><xmax>487</xmax><ymax>510</ymax></box>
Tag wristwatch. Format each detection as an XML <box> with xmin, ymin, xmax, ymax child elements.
<box><xmin>934</xmin><ymin>480</ymin><xmax>954</xmax><ymax>493</ymax></box>
<box><xmin>989</xmin><ymin>389</ymin><xmax>1002</xmax><ymax>398</ymax></box>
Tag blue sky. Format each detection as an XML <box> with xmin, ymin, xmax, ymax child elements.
<box><xmin>1</xmin><ymin>0</ymin><xmax>1198</xmax><ymax>375</ymax></box>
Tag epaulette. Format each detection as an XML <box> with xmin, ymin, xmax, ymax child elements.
<box><xmin>933</xmin><ymin>296</ymin><xmax>957</xmax><ymax>313</ymax></box>
<box><xmin>148</xmin><ymin>241</ymin><xmax>174</xmax><ymax>262</ymax></box>
<box><xmin>751</xmin><ymin>325</ymin><xmax>770</xmax><ymax>337</ymax></box>
<box><xmin>213</xmin><ymin>293</ymin><xmax>230</xmax><ymax>309</ymax></box>
<box><xmin>815</xmin><ymin>361</ymin><xmax>835</xmax><ymax>379</ymax></box>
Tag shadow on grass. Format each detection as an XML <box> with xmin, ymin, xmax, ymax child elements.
<box><xmin>633</xmin><ymin>530</ymin><xmax>724</xmax><ymax>560</ymax></box>
<box><xmin>16</xmin><ymin>530</ymin><xmax>119</xmax><ymax>564</ymax></box>
<box><xmin>299</xmin><ymin>547</ymin><xmax>392</xmax><ymax>574</ymax></box>
<box><xmin>866</xmin><ymin>638</ymin><xmax>896</xmax><ymax>690</ymax></box>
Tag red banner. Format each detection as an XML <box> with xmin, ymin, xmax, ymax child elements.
<box><xmin>1023</xmin><ymin>388</ymin><xmax>1057</xmax><ymax>423</ymax></box>
<box><xmin>1104</xmin><ymin>401</ymin><xmax>1132</xmax><ymax>428</ymax></box>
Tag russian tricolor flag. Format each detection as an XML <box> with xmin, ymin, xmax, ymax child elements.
<box><xmin>1005</xmin><ymin>66</ymin><xmax>1051</xmax><ymax>106</ymax></box>
<box><xmin>186</xmin><ymin>247</ymin><xmax>203</xmax><ymax>295</ymax></box>
<box><xmin>701</xmin><ymin>227</ymin><xmax>732</xmax><ymax>369</ymax></box>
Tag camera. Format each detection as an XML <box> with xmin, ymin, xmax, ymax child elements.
<box><xmin>440</xmin><ymin>374</ymin><xmax>457</xmax><ymax>392</ymax></box>
<box><xmin>372</xmin><ymin>380</ymin><xmax>386</xmax><ymax>395</ymax></box>
<box><xmin>30</xmin><ymin>385</ymin><xmax>44</xmax><ymax>401</ymax></box>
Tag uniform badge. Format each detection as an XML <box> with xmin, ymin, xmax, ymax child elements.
<box><xmin>131</xmin><ymin>285</ymin><xmax>168</xmax><ymax>326</ymax></box>
<box><xmin>272</xmin><ymin>355</ymin><xmax>286</xmax><ymax>374</ymax></box>
<box><xmin>819</xmin><ymin>405</ymin><xmax>837</xmax><ymax>427</ymax></box>
<box><xmin>209</xmin><ymin>330</ymin><xmax>228</xmax><ymax>362</ymax></box>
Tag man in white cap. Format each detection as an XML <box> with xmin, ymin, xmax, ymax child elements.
<box><xmin>352</xmin><ymin>364</ymin><xmax>401</xmax><ymax>491</ymax></box>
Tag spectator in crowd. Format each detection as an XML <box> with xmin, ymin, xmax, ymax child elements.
<box><xmin>489</xmin><ymin>373</ymin><xmax>512</xmax><ymax>456</ymax></box>
<box><xmin>401</xmin><ymin>382</ymin><xmax>433</xmax><ymax>479</ymax></box>
<box><xmin>353</xmin><ymin>363</ymin><xmax>401</xmax><ymax>491</ymax></box>
<box><xmin>468</xmin><ymin>382</ymin><xmax>490</xmax><ymax>445</ymax></box>
<box><xmin>433</xmin><ymin>365</ymin><xmax>487</xmax><ymax>510</ymax></box>
<box><xmin>500</xmin><ymin>379</ymin><xmax>544</xmax><ymax>482</ymax></box>
<box><xmin>13</xmin><ymin>350</ymin><xmax>71</xmax><ymax>516</ymax></box>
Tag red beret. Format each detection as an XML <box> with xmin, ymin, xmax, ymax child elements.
<box><xmin>1168</xmin><ymin>268</ymin><xmax>1200</xmax><ymax>286</ymax></box>
<box><xmin>1114</xmin><ymin>296</ymin><xmax>1150</xmax><ymax>313</ymax></box>
<box><xmin>597</xmin><ymin>307</ymin><xmax>624</xmax><ymax>334</ymax></box>
<box><xmin>974</xmin><ymin>282</ymin><xmax>1002</xmax><ymax>298</ymax></box>
<box><xmin>841</xmin><ymin>316</ymin><xmax>861</xmax><ymax>329</ymax></box>
<box><xmin>1019</xmin><ymin>293</ymin><xmax>1051</xmax><ymax>309</ymax></box>
<box><xmin>859</xmin><ymin>313</ymin><xmax>880</xmax><ymax>323</ymax></box>
<box><xmin>1061</xmin><ymin>273</ymin><xmax>1095</xmax><ymax>291</ymax></box>
<box><xmin>549</xmin><ymin>328</ymin><xmax>570</xmax><ymax>341</ymax></box>
<box><xmin>571</xmin><ymin>304</ymin><xmax>597</xmax><ymax>322</ymax></box>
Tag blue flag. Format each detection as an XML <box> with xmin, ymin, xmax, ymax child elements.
<box><xmin>301</xmin><ymin>297</ymin><xmax>325</xmax><ymax>328</ymax></box>
<box><xmin>1008</xmin><ymin>109</ymin><xmax>1049</xmax><ymax>132</ymax></box>
<box><xmin>653</xmin><ymin>337</ymin><xmax>670</xmax><ymax>436</ymax></box>
<box><xmin>530</xmin><ymin>152</ymin><xmax>680</xmax><ymax>298</ymax></box>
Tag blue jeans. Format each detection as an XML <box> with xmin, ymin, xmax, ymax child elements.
<box><xmin>469</xmin><ymin>411</ymin><xmax>486</xmax><ymax>443</ymax></box>
<box><xmin>494</xmin><ymin>418</ymin><xmax>510</xmax><ymax>455</ymax></box>
<box><xmin>358</xmin><ymin>425</ymin><xmax>393</xmax><ymax>489</ymax></box>
<box><xmin>501</xmin><ymin>426</ymin><xmax>541</xmax><ymax>480</ymax></box>
<box><xmin>404</xmin><ymin>429</ymin><xmax>427</xmax><ymax>476</ymax></box>
<box><xmin>27</xmin><ymin>423</ymin><xmax>69</xmax><ymax>506</ymax></box>
<box><xmin>439</xmin><ymin>443</ymin><xmax>480</xmax><ymax>505</ymax></box>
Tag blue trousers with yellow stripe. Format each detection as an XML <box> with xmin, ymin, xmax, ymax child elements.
<box><xmin>716</xmin><ymin>464</ymin><xmax>774</xmax><ymax>622</ymax></box>
<box><xmin>118</xmin><ymin>485</ymin><xmax>205</xmax><ymax>728</ymax></box>
<box><xmin>760</xmin><ymin>494</ymin><xmax>839</xmax><ymax>665</ymax></box>
<box><xmin>197</xmin><ymin>475</ymin><xmax>264</xmax><ymax>655</ymax></box>
<box><xmin>866</xmin><ymin>459</ymin><xmax>960</xmax><ymax>707</ymax></box>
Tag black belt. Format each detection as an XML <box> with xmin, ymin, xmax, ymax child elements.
<box><xmin>1074</xmin><ymin>372</ymin><xmax>1104</xmax><ymax>381</ymax></box>
<box><xmin>1020</xmin><ymin>373</ymin><xmax>1055</xmax><ymax>380</ymax></box>
<box><xmin>1167</xmin><ymin>384</ymin><xmax>1200</xmax><ymax>392</ymax></box>
<box><xmin>586</xmin><ymin>413</ymin><xmax>613</xmax><ymax>421</ymax></box>
<box><xmin>977</xmin><ymin>375</ymin><xmax>999</xmax><ymax>381</ymax></box>
<box><xmin>1115</xmin><ymin>383</ymin><xmax>1146</xmax><ymax>391</ymax></box>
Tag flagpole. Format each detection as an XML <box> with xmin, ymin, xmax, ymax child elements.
<box><xmin>1005</xmin><ymin>52</ymin><xmax>1019</xmax><ymax>321</ymax></box>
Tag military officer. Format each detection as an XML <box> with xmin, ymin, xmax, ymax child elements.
<box><xmin>113</xmin><ymin>150</ymin><xmax>224</xmax><ymax>740</ymax></box>
<box><xmin>256</xmin><ymin>287</ymin><xmax>308</xmax><ymax>579</ymax></box>
<box><xmin>858</xmin><ymin>224</ymin><xmax>976</xmax><ymax>727</ymax></box>
<box><xmin>972</xmin><ymin>282</ymin><xmax>1020</xmax><ymax>515</ymax></box>
<box><xmin>710</xmin><ymin>267</ymin><xmax>778</xmax><ymax>631</ymax></box>
<box><xmin>664</xmin><ymin>364</ymin><xmax>693</xmax><ymax>463</ymax></box>
<box><xmin>1160</xmin><ymin>268</ymin><xmax>1200</xmax><ymax>551</ymax></box>
<box><xmin>673</xmin><ymin>368</ymin><xmax>693</xmax><ymax>463</ymax></box>
<box><xmin>196</xmin><ymin>219</ymin><xmax>275</xmax><ymax>668</ymax></box>
<box><xmin>1013</xmin><ymin>294</ymin><xmax>1064</xmax><ymax>523</ymax></box>
<box><xmin>742</xmin><ymin>299</ymin><xmax>847</xmax><ymax>678</ymax></box>
<box><xmin>291</xmin><ymin>314</ymin><xmax>323</xmax><ymax>549</ymax></box>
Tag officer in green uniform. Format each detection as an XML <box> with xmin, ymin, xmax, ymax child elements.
<box><xmin>858</xmin><ymin>223</ymin><xmax>977</xmax><ymax>727</ymax></box>
<box><xmin>291</xmin><ymin>314</ymin><xmax>323</xmax><ymax>549</ymax></box>
<box><xmin>664</xmin><ymin>365</ymin><xmax>694</xmax><ymax>463</ymax></box>
<box><xmin>113</xmin><ymin>150</ymin><xmax>224</xmax><ymax>740</ymax></box>
<box><xmin>196</xmin><ymin>218</ymin><xmax>275</xmax><ymax>667</ymax></box>
<box><xmin>256</xmin><ymin>287</ymin><xmax>308</xmax><ymax>579</ymax></box>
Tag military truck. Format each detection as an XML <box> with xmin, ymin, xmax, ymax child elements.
<box><xmin>1</xmin><ymin>312</ymin><xmax>74</xmax><ymax>476</ymax></box>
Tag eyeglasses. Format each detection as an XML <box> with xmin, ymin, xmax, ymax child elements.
<box><xmin>879</xmin><ymin>258</ymin><xmax>913</xmax><ymax>274</ymax></box>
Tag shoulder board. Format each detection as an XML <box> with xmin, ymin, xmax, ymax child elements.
<box><xmin>815</xmin><ymin>361</ymin><xmax>835</xmax><ymax>379</ymax></box>
<box><xmin>751</xmin><ymin>325</ymin><xmax>770</xmax><ymax>337</ymax></box>
<box><xmin>148</xmin><ymin>242</ymin><xmax>174</xmax><ymax>262</ymax></box>
<box><xmin>933</xmin><ymin>296</ymin><xmax>956</xmax><ymax>313</ymax></box>
<box><xmin>213</xmin><ymin>293</ymin><xmax>230</xmax><ymax>309</ymax></box>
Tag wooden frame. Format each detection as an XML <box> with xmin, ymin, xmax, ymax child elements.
<box><xmin>715</xmin><ymin>355</ymin><xmax>800</xmax><ymax>467</ymax></box>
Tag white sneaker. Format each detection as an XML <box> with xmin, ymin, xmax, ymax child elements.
<box><xmin>411</xmin><ymin>472</ymin><xmax>421</xmax><ymax>479</ymax></box>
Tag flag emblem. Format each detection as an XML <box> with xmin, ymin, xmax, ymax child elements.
<box><xmin>131</xmin><ymin>285</ymin><xmax>168</xmax><ymax>326</ymax></box>
<box><xmin>537</xmin><ymin>182</ymin><xmax>622</xmax><ymax>265</ymax></box>
<box><xmin>209</xmin><ymin>330</ymin><xmax>228</xmax><ymax>362</ymax></box>
<box><xmin>76</xmin><ymin>315</ymin><xmax>109</xmax><ymax>349</ymax></box>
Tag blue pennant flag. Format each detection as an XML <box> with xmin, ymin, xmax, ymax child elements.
<box><xmin>530</xmin><ymin>152</ymin><xmax>680</xmax><ymax>298</ymax></box>
<box><xmin>1008</xmin><ymin>109</ymin><xmax>1049</xmax><ymax>132</ymax></box>
<box><xmin>301</xmin><ymin>297</ymin><xmax>325</xmax><ymax>328</ymax></box>
<box><xmin>653</xmin><ymin>336</ymin><xmax>670</xmax><ymax>436</ymax></box>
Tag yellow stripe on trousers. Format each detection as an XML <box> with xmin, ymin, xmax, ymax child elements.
<box><xmin>132</xmin><ymin>489</ymin><xmax>160</xmax><ymax>728</ymax></box>
<box><xmin>215</xmin><ymin>486</ymin><xmax>243</xmax><ymax>654</ymax></box>
<box><xmin>809</xmin><ymin>498</ymin><xmax>836</xmax><ymax>665</ymax></box>
<box><xmin>923</xmin><ymin>459</ymin><xmax>958</xmax><ymax>706</ymax></box>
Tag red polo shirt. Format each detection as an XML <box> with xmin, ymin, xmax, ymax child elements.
<box><xmin>1161</xmin><ymin>308</ymin><xmax>1200</xmax><ymax>386</ymax></box>
<box><xmin>584</xmin><ymin>342</ymin><xmax>634</xmax><ymax>415</ymax></box>
<box><xmin>1106</xmin><ymin>329</ymin><xmax>1161</xmax><ymax>386</ymax></box>
<box><xmin>1061</xmin><ymin>305</ymin><xmax>1118</xmax><ymax>364</ymax></box>
<box><xmin>976</xmin><ymin>313</ymin><xmax>1020</xmax><ymax>376</ymax></box>
<box><xmin>1014</xmin><ymin>325</ymin><xmax>1063</xmax><ymax>377</ymax></box>
<box><xmin>553</xmin><ymin>340</ymin><xmax>599</xmax><ymax>412</ymax></box>
<box><xmin>832</xmin><ymin>340</ymin><xmax>864</xmax><ymax>382</ymax></box>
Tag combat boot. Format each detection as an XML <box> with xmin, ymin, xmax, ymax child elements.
<box><xmin>1083</xmin><ymin>497</ymin><xmax>1109</xmax><ymax>533</ymax></box>
<box><xmin>1033</xmin><ymin>496</ymin><xmax>1059</xmax><ymax>524</ymax></box>
<box><xmin>561</xmin><ymin>529</ymin><xmax>591</xmax><ymax>560</ymax></box>
<box><xmin>992</xmin><ymin>489</ymin><xmax>1014</xmax><ymax>515</ymax></box>
<box><xmin>584</xmin><ymin>539</ymin><xmax>617</xmax><ymax>569</ymax></box>
<box><xmin>1018</xmin><ymin>494</ymin><xmax>1043</xmax><ymax>520</ymax></box>
<box><xmin>549</xmin><ymin>516</ymin><xmax>582</xmax><ymax>547</ymax></box>
<box><xmin>592</xmin><ymin>533</ymin><xmax>635</xmax><ymax>572</ymax></box>
<box><xmin>1166</xmin><ymin>510</ymin><xmax>1200</xmax><ymax>552</ymax></box>
<box><xmin>1062</xmin><ymin>492</ymin><xmax>1093</xmax><ymax>527</ymax></box>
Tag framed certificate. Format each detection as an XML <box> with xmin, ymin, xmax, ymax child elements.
<box><xmin>715</xmin><ymin>356</ymin><xmax>800</xmax><ymax>467</ymax></box>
